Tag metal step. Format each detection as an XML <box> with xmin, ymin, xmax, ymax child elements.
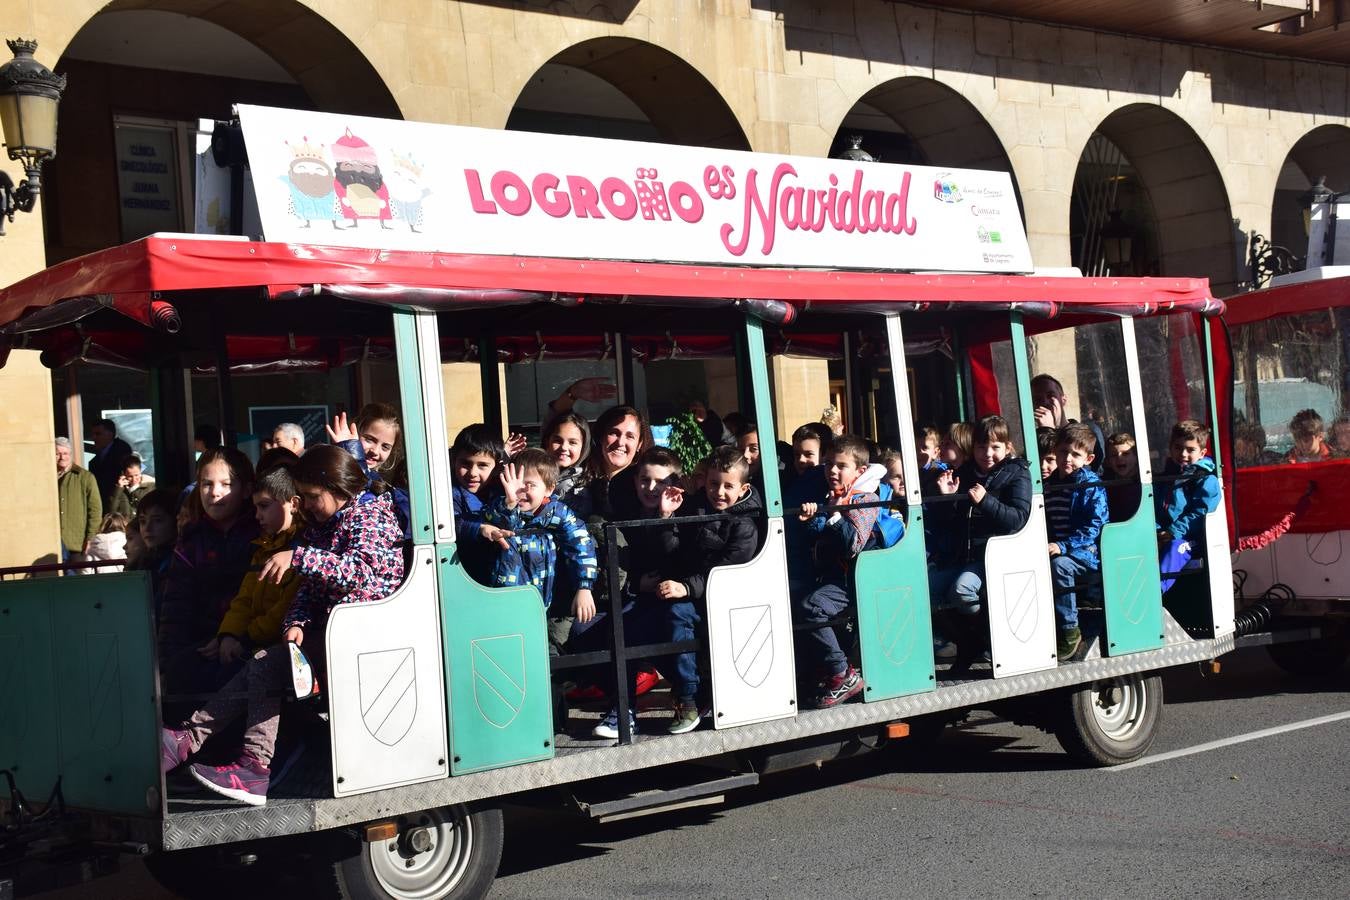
<box><xmin>576</xmin><ymin>772</ymin><xmax>760</xmax><ymax>823</ymax></box>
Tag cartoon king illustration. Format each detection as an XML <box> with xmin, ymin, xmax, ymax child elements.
<box><xmin>281</xmin><ymin>137</ymin><xmax>339</xmax><ymax>229</ymax></box>
<box><xmin>386</xmin><ymin>151</ymin><xmax>431</xmax><ymax>232</ymax></box>
<box><xmin>332</xmin><ymin>127</ymin><xmax>391</xmax><ymax>229</ymax></box>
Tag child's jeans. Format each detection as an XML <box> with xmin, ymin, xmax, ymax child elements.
<box><xmin>181</xmin><ymin>641</ymin><xmax>314</xmax><ymax>767</ymax></box>
<box><xmin>795</xmin><ymin>580</ymin><xmax>852</xmax><ymax>677</ymax></box>
<box><xmin>928</xmin><ymin>563</ymin><xmax>985</xmax><ymax>615</ymax></box>
<box><xmin>626</xmin><ymin>599</ymin><xmax>701</xmax><ymax>702</ymax></box>
<box><xmin>1051</xmin><ymin>555</ymin><xmax>1095</xmax><ymax>631</ymax></box>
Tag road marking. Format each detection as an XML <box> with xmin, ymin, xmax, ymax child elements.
<box><xmin>1107</xmin><ymin>709</ymin><xmax>1350</xmax><ymax>772</ymax></box>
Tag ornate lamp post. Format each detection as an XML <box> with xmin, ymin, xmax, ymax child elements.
<box><xmin>0</xmin><ymin>38</ymin><xmax>66</xmax><ymax>235</ymax></box>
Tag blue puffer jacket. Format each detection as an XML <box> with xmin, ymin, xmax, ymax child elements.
<box><xmin>1155</xmin><ymin>456</ymin><xmax>1220</xmax><ymax>545</ymax></box>
<box><xmin>1046</xmin><ymin>466</ymin><xmax>1108</xmax><ymax>566</ymax></box>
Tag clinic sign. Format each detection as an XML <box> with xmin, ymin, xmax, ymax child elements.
<box><xmin>238</xmin><ymin>104</ymin><xmax>1032</xmax><ymax>272</ymax></box>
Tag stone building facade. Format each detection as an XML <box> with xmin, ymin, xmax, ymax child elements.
<box><xmin>1</xmin><ymin>0</ymin><xmax>1346</xmax><ymax>566</ymax></box>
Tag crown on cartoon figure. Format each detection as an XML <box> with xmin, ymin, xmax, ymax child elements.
<box><xmin>391</xmin><ymin>151</ymin><xmax>423</xmax><ymax>177</ymax></box>
<box><xmin>286</xmin><ymin>137</ymin><xmax>326</xmax><ymax>163</ymax></box>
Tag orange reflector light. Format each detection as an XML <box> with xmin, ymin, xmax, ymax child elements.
<box><xmin>364</xmin><ymin>822</ymin><xmax>399</xmax><ymax>842</ymax></box>
<box><xmin>885</xmin><ymin>722</ymin><xmax>911</xmax><ymax>739</ymax></box>
<box><xmin>1204</xmin><ymin>659</ymin><xmax>1221</xmax><ymax>675</ymax></box>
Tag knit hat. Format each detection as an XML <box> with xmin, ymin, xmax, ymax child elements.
<box><xmin>332</xmin><ymin>128</ymin><xmax>378</xmax><ymax>166</ymax></box>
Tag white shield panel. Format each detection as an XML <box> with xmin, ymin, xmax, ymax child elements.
<box><xmin>706</xmin><ymin>522</ymin><xmax>797</xmax><ymax>728</ymax></box>
<box><xmin>327</xmin><ymin>546</ymin><xmax>448</xmax><ymax>796</ymax></box>
<box><xmin>984</xmin><ymin>495</ymin><xmax>1057</xmax><ymax>677</ymax></box>
<box><xmin>470</xmin><ymin>635</ymin><xmax>526</xmax><ymax>728</ymax></box>
<box><xmin>357</xmin><ymin>648</ymin><xmax>417</xmax><ymax>747</ymax></box>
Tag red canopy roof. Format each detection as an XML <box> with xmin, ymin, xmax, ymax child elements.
<box><xmin>0</xmin><ymin>235</ymin><xmax>1220</xmax><ymax>331</ymax></box>
<box><xmin>1221</xmin><ymin>273</ymin><xmax>1350</xmax><ymax>326</ymax></box>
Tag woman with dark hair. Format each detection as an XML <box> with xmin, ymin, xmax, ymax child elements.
<box><xmin>585</xmin><ymin>404</ymin><xmax>653</xmax><ymax>524</ymax></box>
<box><xmin>162</xmin><ymin>444</ymin><xmax>404</xmax><ymax>807</ymax></box>
<box><xmin>158</xmin><ymin>447</ymin><xmax>260</xmax><ymax>696</ymax></box>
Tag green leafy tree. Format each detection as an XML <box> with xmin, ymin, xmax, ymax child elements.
<box><xmin>665</xmin><ymin>411</ymin><xmax>713</xmax><ymax>473</ymax></box>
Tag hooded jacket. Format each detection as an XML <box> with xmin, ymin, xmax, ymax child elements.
<box><xmin>676</xmin><ymin>485</ymin><xmax>764</xmax><ymax>601</ymax></box>
<box><xmin>284</xmin><ymin>491</ymin><xmax>405</xmax><ymax>632</ymax></box>
<box><xmin>484</xmin><ymin>496</ymin><xmax>598</xmax><ymax>607</ymax></box>
<box><xmin>800</xmin><ymin>466</ymin><xmax>883</xmax><ymax>581</ymax></box>
<box><xmin>216</xmin><ymin>524</ymin><xmax>302</xmax><ymax>645</ymax></box>
<box><xmin>157</xmin><ymin>514</ymin><xmax>260</xmax><ymax>661</ymax></box>
<box><xmin>927</xmin><ymin>456</ymin><xmax>1032</xmax><ymax>566</ymax></box>
<box><xmin>1155</xmin><ymin>455</ymin><xmax>1219</xmax><ymax>545</ymax></box>
<box><xmin>1045</xmin><ymin>465</ymin><xmax>1108</xmax><ymax>566</ymax></box>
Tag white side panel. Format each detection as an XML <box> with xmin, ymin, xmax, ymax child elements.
<box><xmin>1118</xmin><ymin>317</ymin><xmax>1153</xmax><ymax>489</ymax></box>
<box><xmin>327</xmin><ymin>545</ymin><xmax>448</xmax><ymax>796</ymax></box>
<box><xmin>1205</xmin><ymin>500</ymin><xmax>1235</xmax><ymax>637</ymax></box>
<box><xmin>705</xmin><ymin>521</ymin><xmax>798</xmax><ymax>728</ymax></box>
<box><xmin>984</xmin><ymin>494</ymin><xmax>1057</xmax><ymax>677</ymax></box>
<box><xmin>1239</xmin><ymin>530</ymin><xmax>1350</xmax><ymax>601</ymax></box>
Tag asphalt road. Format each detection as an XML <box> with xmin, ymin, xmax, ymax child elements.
<box><xmin>39</xmin><ymin>645</ymin><xmax>1350</xmax><ymax>899</ymax></box>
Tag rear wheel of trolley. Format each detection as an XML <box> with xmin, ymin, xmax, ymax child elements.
<box><xmin>327</xmin><ymin>805</ymin><xmax>504</xmax><ymax>900</ymax></box>
<box><xmin>1053</xmin><ymin>673</ymin><xmax>1163</xmax><ymax>766</ymax></box>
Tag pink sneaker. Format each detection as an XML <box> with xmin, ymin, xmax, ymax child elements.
<box><xmin>189</xmin><ymin>755</ymin><xmax>270</xmax><ymax>806</ymax></box>
<box><xmin>161</xmin><ymin>728</ymin><xmax>192</xmax><ymax>774</ymax></box>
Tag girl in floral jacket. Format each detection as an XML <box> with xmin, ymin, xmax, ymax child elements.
<box><xmin>161</xmin><ymin>446</ymin><xmax>404</xmax><ymax>806</ymax></box>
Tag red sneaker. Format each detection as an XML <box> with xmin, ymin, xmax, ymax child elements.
<box><xmin>161</xmin><ymin>727</ymin><xmax>192</xmax><ymax>773</ymax></box>
<box><xmin>189</xmin><ymin>755</ymin><xmax>270</xmax><ymax>806</ymax></box>
<box><xmin>815</xmin><ymin>667</ymin><xmax>865</xmax><ymax>709</ymax></box>
<box><xmin>635</xmin><ymin>668</ymin><xmax>661</xmax><ymax>696</ymax></box>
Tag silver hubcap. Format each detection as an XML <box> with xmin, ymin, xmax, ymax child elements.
<box><xmin>1090</xmin><ymin>676</ymin><xmax>1148</xmax><ymax>741</ymax></box>
<box><xmin>369</xmin><ymin>806</ymin><xmax>474</xmax><ymax>899</ymax></box>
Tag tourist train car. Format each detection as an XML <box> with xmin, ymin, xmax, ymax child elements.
<box><xmin>0</xmin><ymin>107</ymin><xmax>1239</xmax><ymax>900</ymax></box>
<box><xmin>1215</xmin><ymin>268</ymin><xmax>1350</xmax><ymax>675</ymax></box>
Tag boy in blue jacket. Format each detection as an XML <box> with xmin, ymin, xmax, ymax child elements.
<box><xmin>1044</xmin><ymin>424</ymin><xmax>1108</xmax><ymax>661</ymax></box>
<box><xmin>485</xmin><ymin>449</ymin><xmax>598</xmax><ymax>633</ymax></box>
<box><xmin>1155</xmin><ymin>419</ymin><xmax>1220</xmax><ymax>591</ymax></box>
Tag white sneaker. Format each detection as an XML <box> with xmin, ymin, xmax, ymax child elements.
<box><xmin>592</xmin><ymin>708</ymin><xmax>637</xmax><ymax>740</ymax></box>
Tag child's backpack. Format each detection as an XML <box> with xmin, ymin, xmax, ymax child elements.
<box><xmin>845</xmin><ymin>464</ymin><xmax>905</xmax><ymax>550</ymax></box>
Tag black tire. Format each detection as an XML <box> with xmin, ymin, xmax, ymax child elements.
<box><xmin>1267</xmin><ymin>638</ymin><xmax>1350</xmax><ymax>679</ymax></box>
<box><xmin>1053</xmin><ymin>673</ymin><xmax>1163</xmax><ymax>766</ymax></box>
<box><xmin>328</xmin><ymin>805</ymin><xmax>503</xmax><ymax>900</ymax></box>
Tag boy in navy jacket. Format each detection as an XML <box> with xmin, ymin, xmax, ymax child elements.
<box><xmin>1044</xmin><ymin>424</ymin><xmax>1108</xmax><ymax>661</ymax></box>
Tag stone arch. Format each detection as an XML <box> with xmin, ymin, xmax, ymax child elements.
<box><xmin>506</xmin><ymin>37</ymin><xmax>750</xmax><ymax>150</ymax></box>
<box><xmin>58</xmin><ymin>1</ymin><xmax>400</xmax><ymax>117</ymax></box>
<box><xmin>1271</xmin><ymin>124</ymin><xmax>1350</xmax><ymax>256</ymax></box>
<box><xmin>1072</xmin><ymin>104</ymin><xmax>1236</xmax><ymax>293</ymax></box>
<box><xmin>829</xmin><ymin>77</ymin><xmax>1014</xmax><ymax>174</ymax></box>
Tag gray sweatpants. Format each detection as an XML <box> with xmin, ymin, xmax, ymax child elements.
<box><xmin>184</xmin><ymin>643</ymin><xmax>292</xmax><ymax>766</ymax></box>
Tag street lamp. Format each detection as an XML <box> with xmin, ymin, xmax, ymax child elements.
<box><xmin>0</xmin><ymin>38</ymin><xmax>66</xmax><ymax>236</ymax></box>
<box><xmin>833</xmin><ymin>135</ymin><xmax>876</xmax><ymax>163</ymax></box>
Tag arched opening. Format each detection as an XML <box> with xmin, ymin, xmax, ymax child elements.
<box><xmin>829</xmin><ymin>78</ymin><xmax>1015</xmax><ymax>174</ymax></box>
<box><xmin>45</xmin><ymin>4</ymin><xmax>400</xmax><ymax>265</ymax></box>
<box><xmin>1071</xmin><ymin>105</ymin><xmax>1235</xmax><ymax>293</ymax></box>
<box><xmin>1271</xmin><ymin>124</ymin><xmax>1350</xmax><ymax>259</ymax></box>
<box><xmin>506</xmin><ymin>37</ymin><xmax>749</xmax><ymax>150</ymax></box>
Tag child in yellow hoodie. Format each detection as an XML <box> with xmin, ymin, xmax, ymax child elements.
<box><xmin>199</xmin><ymin>463</ymin><xmax>302</xmax><ymax>669</ymax></box>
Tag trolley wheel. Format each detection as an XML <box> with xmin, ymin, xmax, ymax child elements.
<box><xmin>1053</xmin><ymin>673</ymin><xmax>1163</xmax><ymax>766</ymax></box>
<box><xmin>1266</xmin><ymin>638</ymin><xmax>1350</xmax><ymax>679</ymax></box>
<box><xmin>328</xmin><ymin>805</ymin><xmax>503</xmax><ymax>900</ymax></box>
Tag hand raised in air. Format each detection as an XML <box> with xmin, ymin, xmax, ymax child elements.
<box><xmin>326</xmin><ymin>411</ymin><xmax>359</xmax><ymax>444</ymax></box>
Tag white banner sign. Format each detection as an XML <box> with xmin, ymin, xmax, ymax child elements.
<box><xmin>237</xmin><ymin>104</ymin><xmax>1032</xmax><ymax>273</ymax></box>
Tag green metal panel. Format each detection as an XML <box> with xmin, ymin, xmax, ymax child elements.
<box><xmin>744</xmin><ymin>318</ymin><xmax>783</xmax><ymax>515</ymax></box>
<box><xmin>0</xmin><ymin>573</ymin><xmax>158</xmax><ymax>816</ymax></box>
<box><xmin>1007</xmin><ymin>314</ymin><xmax>1043</xmax><ymax>494</ymax></box>
<box><xmin>393</xmin><ymin>309</ymin><xmax>436</xmax><ymax>545</ymax></box>
<box><xmin>1099</xmin><ymin>497</ymin><xmax>1165</xmax><ymax>655</ymax></box>
<box><xmin>441</xmin><ymin>559</ymin><xmax>554</xmax><ymax>775</ymax></box>
<box><xmin>854</xmin><ymin>511</ymin><xmax>937</xmax><ymax>700</ymax></box>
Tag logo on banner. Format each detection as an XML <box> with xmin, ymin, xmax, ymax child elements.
<box><xmin>357</xmin><ymin>648</ymin><xmax>418</xmax><ymax>746</ymax></box>
<box><xmin>933</xmin><ymin>173</ymin><xmax>963</xmax><ymax>203</ymax></box>
<box><xmin>471</xmin><ymin>636</ymin><xmax>526</xmax><ymax>728</ymax></box>
<box><xmin>976</xmin><ymin>226</ymin><xmax>1003</xmax><ymax>244</ymax></box>
<box><xmin>729</xmin><ymin>605</ymin><xmax>774</xmax><ymax>688</ymax></box>
<box><xmin>1002</xmin><ymin>570</ymin><xmax>1039</xmax><ymax>643</ymax></box>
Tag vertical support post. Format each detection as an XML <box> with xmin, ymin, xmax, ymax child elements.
<box><xmin>1201</xmin><ymin>318</ymin><xmax>1224</xmax><ymax>477</ymax></box>
<box><xmin>614</xmin><ymin>332</ymin><xmax>635</xmax><ymax>407</ymax></box>
<box><xmin>1008</xmin><ymin>312</ymin><xmax>1042</xmax><ymax>493</ymax></box>
<box><xmin>215</xmin><ymin>330</ymin><xmax>236</xmax><ymax>448</ymax></box>
<box><xmin>884</xmin><ymin>315</ymin><xmax>923</xmax><ymax>508</ymax></box>
<box><xmin>743</xmin><ymin>317</ymin><xmax>782</xmax><ymax>516</ymax></box>
<box><xmin>841</xmin><ymin>330</ymin><xmax>859</xmax><ymax>433</ymax></box>
<box><xmin>64</xmin><ymin>367</ymin><xmax>83</xmax><ymax>462</ymax></box>
<box><xmin>950</xmin><ymin>328</ymin><xmax>970</xmax><ymax>422</ymax></box>
<box><xmin>149</xmin><ymin>361</ymin><xmax>193</xmax><ymax>489</ymax></box>
<box><xmin>605</xmin><ymin>524</ymin><xmax>632</xmax><ymax>744</ymax></box>
<box><xmin>478</xmin><ymin>335</ymin><xmax>502</xmax><ymax>436</ymax></box>
<box><xmin>393</xmin><ymin>310</ymin><xmax>438</xmax><ymax>545</ymax></box>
